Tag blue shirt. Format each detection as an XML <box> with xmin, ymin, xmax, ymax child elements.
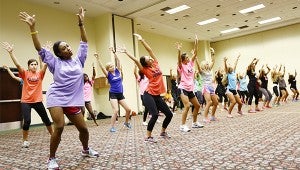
<box><xmin>227</xmin><ymin>71</ymin><xmax>237</xmax><ymax>90</ymax></box>
<box><xmin>107</xmin><ymin>68</ymin><xmax>123</xmax><ymax>93</ymax></box>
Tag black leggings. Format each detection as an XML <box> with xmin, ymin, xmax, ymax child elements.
<box><xmin>247</xmin><ymin>83</ymin><xmax>259</xmax><ymax>105</ymax></box>
<box><xmin>141</xmin><ymin>95</ymin><xmax>149</xmax><ymax>122</ymax></box>
<box><xmin>143</xmin><ymin>92</ymin><xmax>173</xmax><ymax>132</ymax></box>
<box><xmin>21</xmin><ymin>102</ymin><xmax>52</xmax><ymax>131</ymax></box>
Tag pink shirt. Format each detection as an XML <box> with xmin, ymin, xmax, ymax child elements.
<box><xmin>178</xmin><ymin>60</ymin><xmax>195</xmax><ymax>91</ymax></box>
<box><xmin>83</xmin><ymin>80</ymin><xmax>94</xmax><ymax>101</ymax></box>
<box><xmin>137</xmin><ymin>76</ymin><xmax>149</xmax><ymax>95</ymax></box>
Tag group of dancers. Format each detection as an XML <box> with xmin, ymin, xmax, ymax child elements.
<box><xmin>1</xmin><ymin>7</ymin><xmax>298</xmax><ymax>170</ymax></box>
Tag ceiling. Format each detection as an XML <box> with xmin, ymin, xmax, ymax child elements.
<box><xmin>24</xmin><ymin>0</ymin><xmax>300</xmax><ymax>42</ymax></box>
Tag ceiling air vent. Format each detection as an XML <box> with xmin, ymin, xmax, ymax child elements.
<box><xmin>161</xmin><ymin>7</ymin><xmax>172</xmax><ymax>11</ymax></box>
<box><xmin>238</xmin><ymin>25</ymin><xmax>249</xmax><ymax>29</ymax></box>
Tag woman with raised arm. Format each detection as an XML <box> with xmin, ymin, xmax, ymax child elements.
<box><xmin>237</xmin><ymin>72</ymin><xmax>249</xmax><ymax>104</ymax></box>
<box><xmin>288</xmin><ymin>70</ymin><xmax>299</xmax><ymax>101</ymax></box>
<box><xmin>215</xmin><ymin>67</ymin><xmax>228</xmax><ymax>111</ymax></box>
<box><xmin>122</xmin><ymin>33</ymin><xmax>173</xmax><ymax>143</ymax></box>
<box><xmin>196</xmin><ymin>48</ymin><xmax>218</xmax><ymax>123</ymax></box>
<box><xmin>224</xmin><ymin>55</ymin><xmax>243</xmax><ymax>118</ymax></box>
<box><xmin>1</xmin><ymin>42</ymin><xmax>53</xmax><ymax>148</ymax></box>
<box><xmin>246</xmin><ymin>58</ymin><xmax>261</xmax><ymax>113</ymax></box>
<box><xmin>258</xmin><ymin>64</ymin><xmax>272</xmax><ymax>108</ymax></box>
<box><xmin>82</xmin><ymin>65</ymin><xmax>99</xmax><ymax>126</ymax></box>
<box><xmin>176</xmin><ymin>36</ymin><xmax>203</xmax><ymax>132</ymax></box>
<box><xmin>134</xmin><ymin>65</ymin><xmax>150</xmax><ymax>126</ymax></box>
<box><xmin>94</xmin><ymin>47</ymin><xmax>132</xmax><ymax>133</ymax></box>
<box><xmin>271</xmin><ymin>65</ymin><xmax>281</xmax><ymax>106</ymax></box>
<box><xmin>278</xmin><ymin>65</ymin><xmax>289</xmax><ymax>103</ymax></box>
<box><xmin>19</xmin><ymin>7</ymin><xmax>99</xmax><ymax>169</ymax></box>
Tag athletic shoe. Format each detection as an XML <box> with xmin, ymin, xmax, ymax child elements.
<box><xmin>192</xmin><ymin>122</ymin><xmax>204</xmax><ymax>128</ymax></box>
<box><xmin>124</xmin><ymin>122</ymin><xmax>132</xmax><ymax>129</ymax></box>
<box><xmin>110</xmin><ymin>127</ymin><xmax>116</xmax><ymax>132</ymax></box>
<box><xmin>22</xmin><ymin>141</ymin><xmax>30</xmax><ymax>148</ymax></box>
<box><xmin>160</xmin><ymin>132</ymin><xmax>171</xmax><ymax>138</ymax></box>
<box><xmin>47</xmin><ymin>158</ymin><xmax>59</xmax><ymax>170</ymax></box>
<box><xmin>227</xmin><ymin>114</ymin><xmax>233</xmax><ymax>118</ymax></box>
<box><xmin>248</xmin><ymin>110</ymin><xmax>256</xmax><ymax>113</ymax></box>
<box><xmin>237</xmin><ymin>111</ymin><xmax>243</xmax><ymax>115</ymax></box>
<box><xmin>81</xmin><ymin>148</ymin><xmax>99</xmax><ymax>158</ymax></box>
<box><xmin>179</xmin><ymin>125</ymin><xmax>191</xmax><ymax>132</ymax></box>
<box><xmin>142</xmin><ymin>121</ymin><xmax>148</xmax><ymax>126</ymax></box>
<box><xmin>144</xmin><ymin>136</ymin><xmax>157</xmax><ymax>143</ymax></box>
<box><xmin>210</xmin><ymin>116</ymin><xmax>218</xmax><ymax>121</ymax></box>
<box><xmin>203</xmin><ymin>118</ymin><xmax>211</xmax><ymax>123</ymax></box>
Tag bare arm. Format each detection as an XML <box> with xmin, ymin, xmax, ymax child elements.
<box><xmin>92</xmin><ymin>64</ymin><xmax>96</xmax><ymax>80</ymax></box>
<box><xmin>133</xmin><ymin>33</ymin><xmax>157</xmax><ymax>61</ymax></box>
<box><xmin>224</xmin><ymin>57</ymin><xmax>228</xmax><ymax>73</ymax></box>
<box><xmin>19</xmin><ymin>12</ymin><xmax>42</xmax><ymax>51</ymax></box>
<box><xmin>120</xmin><ymin>46</ymin><xmax>143</xmax><ymax>71</ymax></box>
<box><xmin>77</xmin><ymin>7</ymin><xmax>87</xmax><ymax>42</ymax></box>
<box><xmin>94</xmin><ymin>53</ymin><xmax>108</xmax><ymax>77</ymax></box>
<box><xmin>191</xmin><ymin>35</ymin><xmax>198</xmax><ymax>62</ymax></box>
<box><xmin>110</xmin><ymin>47</ymin><xmax>121</xmax><ymax>70</ymax></box>
<box><xmin>3</xmin><ymin>65</ymin><xmax>22</xmax><ymax>82</ymax></box>
<box><xmin>134</xmin><ymin>65</ymin><xmax>139</xmax><ymax>79</ymax></box>
<box><xmin>195</xmin><ymin>58</ymin><xmax>203</xmax><ymax>73</ymax></box>
<box><xmin>175</xmin><ymin>42</ymin><xmax>182</xmax><ymax>69</ymax></box>
<box><xmin>209</xmin><ymin>47</ymin><xmax>215</xmax><ymax>69</ymax></box>
<box><xmin>233</xmin><ymin>54</ymin><xmax>240</xmax><ymax>71</ymax></box>
<box><xmin>1</xmin><ymin>42</ymin><xmax>22</xmax><ymax>71</ymax></box>
<box><xmin>265</xmin><ymin>64</ymin><xmax>271</xmax><ymax>75</ymax></box>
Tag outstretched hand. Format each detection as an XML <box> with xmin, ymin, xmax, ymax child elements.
<box><xmin>3</xmin><ymin>65</ymin><xmax>9</xmax><ymax>70</ymax></box>
<box><xmin>1</xmin><ymin>42</ymin><xmax>14</xmax><ymax>53</ymax></box>
<box><xmin>133</xmin><ymin>33</ymin><xmax>142</xmax><ymax>40</ymax></box>
<box><xmin>175</xmin><ymin>42</ymin><xmax>182</xmax><ymax>50</ymax></box>
<box><xmin>19</xmin><ymin>12</ymin><xmax>36</xmax><ymax>27</ymax></box>
<box><xmin>76</xmin><ymin>7</ymin><xmax>85</xmax><ymax>23</ymax></box>
<box><xmin>116</xmin><ymin>45</ymin><xmax>127</xmax><ymax>53</ymax></box>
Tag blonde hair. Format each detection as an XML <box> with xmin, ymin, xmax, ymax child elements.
<box><xmin>105</xmin><ymin>62</ymin><xmax>113</xmax><ymax>71</ymax></box>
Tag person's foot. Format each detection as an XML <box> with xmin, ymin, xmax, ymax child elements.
<box><xmin>160</xmin><ymin>132</ymin><xmax>171</xmax><ymax>139</ymax></box>
<box><xmin>192</xmin><ymin>122</ymin><xmax>204</xmax><ymax>128</ymax></box>
<box><xmin>110</xmin><ymin>127</ymin><xmax>116</xmax><ymax>132</ymax></box>
<box><xmin>227</xmin><ymin>114</ymin><xmax>233</xmax><ymax>118</ymax></box>
<box><xmin>237</xmin><ymin>111</ymin><xmax>243</xmax><ymax>115</ymax></box>
<box><xmin>124</xmin><ymin>122</ymin><xmax>132</xmax><ymax>129</ymax></box>
<box><xmin>22</xmin><ymin>141</ymin><xmax>30</xmax><ymax>148</ymax></box>
<box><xmin>47</xmin><ymin>157</ymin><xmax>59</xmax><ymax>170</ymax></box>
<box><xmin>142</xmin><ymin>121</ymin><xmax>148</xmax><ymax>126</ymax></box>
<box><xmin>81</xmin><ymin>148</ymin><xmax>99</xmax><ymax>158</ymax></box>
<box><xmin>179</xmin><ymin>124</ymin><xmax>191</xmax><ymax>132</ymax></box>
<box><xmin>144</xmin><ymin>136</ymin><xmax>157</xmax><ymax>143</ymax></box>
<box><xmin>248</xmin><ymin>109</ymin><xmax>256</xmax><ymax>113</ymax></box>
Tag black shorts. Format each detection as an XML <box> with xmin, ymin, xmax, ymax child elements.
<box><xmin>109</xmin><ymin>92</ymin><xmax>125</xmax><ymax>101</ymax></box>
<box><xmin>178</xmin><ymin>88</ymin><xmax>195</xmax><ymax>99</ymax></box>
<box><xmin>228</xmin><ymin>89</ymin><xmax>238</xmax><ymax>95</ymax></box>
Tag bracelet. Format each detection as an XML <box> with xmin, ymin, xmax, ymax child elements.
<box><xmin>78</xmin><ymin>22</ymin><xmax>83</xmax><ymax>27</ymax></box>
<box><xmin>30</xmin><ymin>31</ymin><xmax>38</xmax><ymax>35</ymax></box>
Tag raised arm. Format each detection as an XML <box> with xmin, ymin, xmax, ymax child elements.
<box><xmin>233</xmin><ymin>54</ymin><xmax>240</xmax><ymax>71</ymax></box>
<box><xmin>94</xmin><ymin>53</ymin><xmax>108</xmax><ymax>77</ymax></box>
<box><xmin>224</xmin><ymin>57</ymin><xmax>228</xmax><ymax>73</ymax></box>
<box><xmin>19</xmin><ymin>12</ymin><xmax>42</xmax><ymax>51</ymax></box>
<box><xmin>295</xmin><ymin>70</ymin><xmax>297</xmax><ymax>78</ymax></box>
<box><xmin>195</xmin><ymin>58</ymin><xmax>203</xmax><ymax>73</ymax></box>
<box><xmin>110</xmin><ymin>47</ymin><xmax>120</xmax><ymax>70</ymax></box>
<box><xmin>265</xmin><ymin>64</ymin><xmax>271</xmax><ymax>75</ymax></box>
<box><xmin>191</xmin><ymin>35</ymin><xmax>198</xmax><ymax>62</ymax></box>
<box><xmin>175</xmin><ymin>42</ymin><xmax>182</xmax><ymax>68</ymax></box>
<box><xmin>209</xmin><ymin>47</ymin><xmax>215</xmax><ymax>69</ymax></box>
<box><xmin>133</xmin><ymin>33</ymin><xmax>157</xmax><ymax>61</ymax></box>
<box><xmin>3</xmin><ymin>65</ymin><xmax>22</xmax><ymax>82</ymax></box>
<box><xmin>119</xmin><ymin>46</ymin><xmax>143</xmax><ymax>71</ymax></box>
<box><xmin>77</xmin><ymin>7</ymin><xmax>87</xmax><ymax>42</ymax></box>
<box><xmin>1</xmin><ymin>42</ymin><xmax>22</xmax><ymax>71</ymax></box>
<box><xmin>92</xmin><ymin>63</ymin><xmax>96</xmax><ymax>80</ymax></box>
<box><xmin>134</xmin><ymin>65</ymin><xmax>139</xmax><ymax>79</ymax></box>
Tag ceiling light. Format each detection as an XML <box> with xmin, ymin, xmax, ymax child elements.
<box><xmin>166</xmin><ymin>5</ymin><xmax>190</xmax><ymax>14</ymax></box>
<box><xmin>239</xmin><ymin>4</ymin><xmax>265</xmax><ymax>14</ymax></box>
<box><xmin>258</xmin><ymin>17</ymin><xmax>281</xmax><ymax>24</ymax></box>
<box><xmin>220</xmin><ymin>28</ymin><xmax>240</xmax><ymax>34</ymax></box>
<box><xmin>197</xmin><ymin>18</ymin><xmax>219</xmax><ymax>25</ymax></box>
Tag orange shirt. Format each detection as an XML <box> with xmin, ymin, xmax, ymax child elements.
<box><xmin>19</xmin><ymin>69</ymin><xmax>45</xmax><ymax>103</ymax></box>
<box><xmin>142</xmin><ymin>60</ymin><xmax>166</xmax><ymax>95</ymax></box>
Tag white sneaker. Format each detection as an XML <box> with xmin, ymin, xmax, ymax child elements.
<box><xmin>156</xmin><ymin>119</ymin><xmax>161</xmax><ymax>123</ymax></box>
<box><xmin>142</xmin><ymin>121</ymin><xmax>148</xmax><ymax>126</ymax></box>
<box><xmin>47</xmin><ymin>158</ymin><xmax>59</xmax><ymax>170</ymax></box>
<box><xmin>22</xmin><ymin>141</ymin><xmax>30</xmax><ymax>148</ymax></box>
<box><xmin>179</xmin><ymin>125</ymin><xmax>191</xmax><ymax>132</ymax></box>
<box><xmin>81</xmin><ymin>147</ymin><xmax>99</xmax><ymax>158</ymax></box>
<box><xmin>192</xmin><ymin>122</ymin><xmax>204</xmax><ymax>128</ymax></box>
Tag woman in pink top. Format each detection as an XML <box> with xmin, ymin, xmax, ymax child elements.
<box><xmin>82</xmin><ymin>65</ymin><xmax>98</xmax><ymax>126</ymax></box>
<box><xmin>122</xmin><ymin>33</ymin><xmax>173</xmax><ymax>143</ymax></box>
<box><xmin>1</xmin><ymin>42</ymin><xmax>53</xmax><ymax>148</ymax></box>
<box><xmin>134</xmin><ymin>65</ymin><xmax>149</xmax><ymax>126</ymax></box>
<box><xmin>176</xmin><ymin>35</ymin><xmax>203</xmax><ymax>133</ymax></box>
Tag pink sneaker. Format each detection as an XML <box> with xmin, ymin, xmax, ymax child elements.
<box><xmin>227</xmin><ymin>114</ymin><xmax>233</xmax><ymax>118</ymax></box>
<box><xmin>248</xmin><ymin>110</ymin><xmax>256</xmax><ymax>113</ymax></box>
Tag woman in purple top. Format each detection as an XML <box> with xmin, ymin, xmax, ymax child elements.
<box><xmin>19</xmin><ymin>7</ymin><xmax>99</xmax><ymax>170</ymax></box>
<box><xmin>94</xmin><ymin>47</ymin><xmax>132</xmax><ymax>133</ymax></box>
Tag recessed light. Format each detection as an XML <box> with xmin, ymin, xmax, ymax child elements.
<box><xmin>258</xmin><ymin>17</ymin><xmax>281</xmax><ymax>24</ymax></box>
<box><xmin>160</xmin><ymin>14</ymin><xmax>165</xmax><ymax>16</ymax></box>
<box><xmin>197</xmin><ymin>18</ymin><xmax>219</xmax><ymax>25</ymax></box>
<box><xmin>216</xmin><ymin>5</ymin><xmax>221</xmax><ymax>7</ymax></box>
<box><xmin>239</xmin><ymin>4</ymin><xmax>265</xmax><ymax>14</ymax></box>
<box><xmin>220</xmin><ymin>27</ymin><xmax>240</xmax><ymax>34</ymax></box>
<box><xmin>166</xmin><ymin>5</ymin><xmax>190</xmax><ymax>14</ymax></box>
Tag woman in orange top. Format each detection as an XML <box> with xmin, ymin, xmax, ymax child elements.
<box><xmin>1</xmin><ymin>42</ymin><xmax>53</xmax><ymax>148</ymax></box>
<box><xmin>121</xmin><ymin>33</ymin><xmax>173</xmax><ymax>143</ymax></box>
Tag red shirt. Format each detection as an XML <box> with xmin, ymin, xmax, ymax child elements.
<box><xmin>142</xmin><ymin>60</ymin><xmax>165</xmax><ymax>95</ymax></box>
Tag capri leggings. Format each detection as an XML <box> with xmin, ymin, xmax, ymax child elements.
<box><xmin>21</xmin><ymin>102</ymin><xmax>52</xmax><ymax>131</ymax></box>
<box><xmin>247</xmin><ymin>82</ymin><xmax>260</xmax><ymax>105</ymax></box>
<box><xmin>143</xmin><ymin>91</ymin><xmax>173</xmax><ymax>132</ymax></box>
<box><xmin>259</xmin><ymin>87</ymin><xmax>272</xmax><ymax>102</ymax></box>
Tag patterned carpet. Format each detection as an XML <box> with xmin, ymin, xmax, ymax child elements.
<box><xmin>0</xmin><ymin>101</ymin><xmax>299</xmax><ymax>169</ymax></box>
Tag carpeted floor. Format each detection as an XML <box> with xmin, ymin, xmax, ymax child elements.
<box><xmin>0</xmin><ymin>101</ymin><xmax>299</xmax><ymax>169</ymax></box>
